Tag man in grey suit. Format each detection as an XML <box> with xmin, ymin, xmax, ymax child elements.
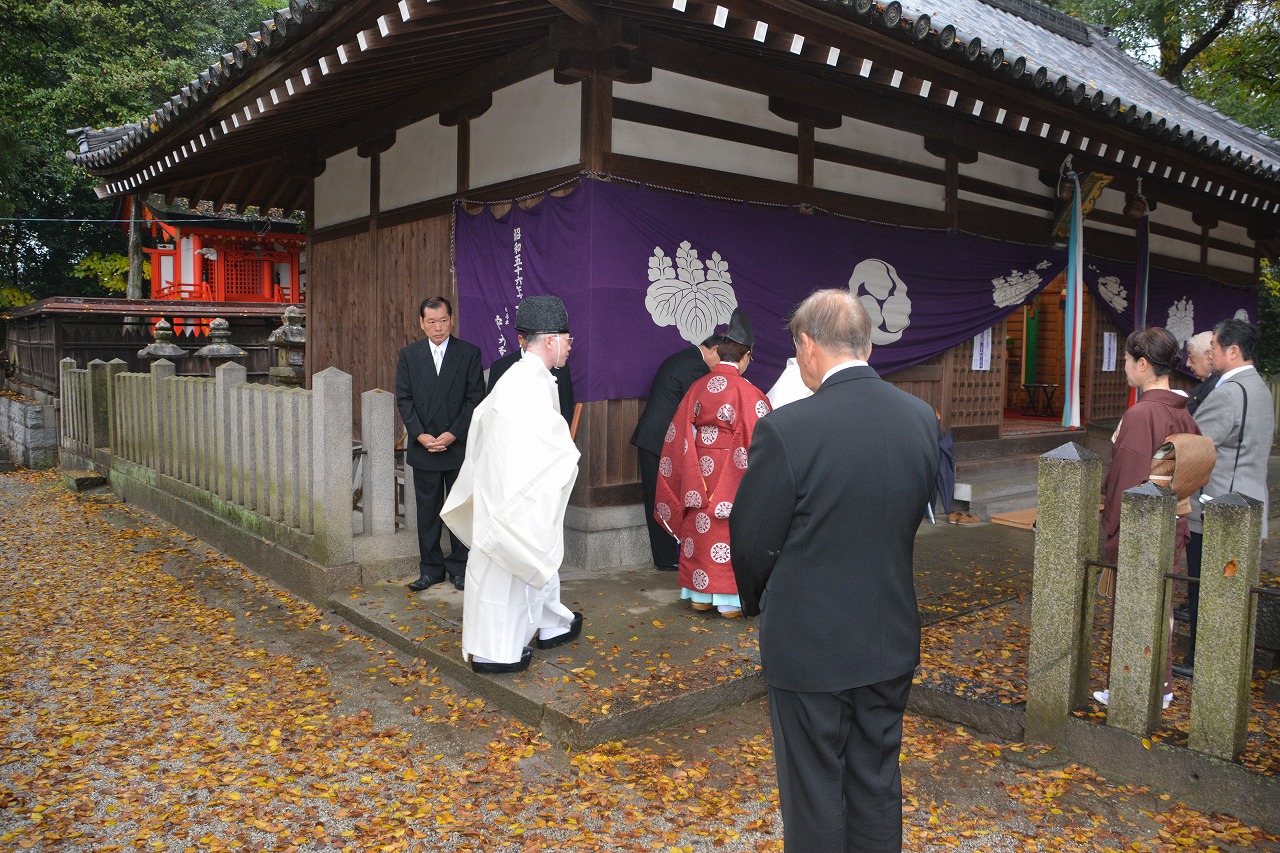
<box><xmin>730</xmin><ymin>290</ymin><xmax>939</xmax><ymax>853</ymax></box>
<box><xmin>396</xmin><ymin>296</ymin><xmax>485</xmax><ymax>592</ymax></box>
<box><xmin>1176</xmin><ymin>318</ymin><xmax>1274</xmax><ymax>678</ymax></box>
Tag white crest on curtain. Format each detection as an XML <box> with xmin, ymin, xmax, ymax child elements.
<box><xmin>645</xmin><ymin>241</ymin><xmax>737</xmax><ymax>344</ymax></box>
<box><xmin>1166</xmin><ymin>297</ymin><xmax>1195</xmax><ymax>345</ymax></box>
<box><xmin>849</xmin><ymin>258</ymin><xmax>911</xmax><ymax>345</ymax></box>
<box><xmin>1096</xmin><ymin>275</ymin><xmax>1129</xmax><ymax>313</ymax></box>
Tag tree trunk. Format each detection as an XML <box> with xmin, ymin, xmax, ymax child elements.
<box><xmin>125</xmin><ymin>194</ymin><xmax>145</xmax><ymax>331</ymax></box>
<box><xmin>127</xmin><ymin>194</ymin><xmax>143</xmax><ymax>301</ymax></box>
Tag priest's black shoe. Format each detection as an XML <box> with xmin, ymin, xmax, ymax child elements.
<box><xmin>407</xmin><ymin>576</ymin><xmax>444</xmax><ymax>592</ymax></box>
<box><xmin>470</xmin><ymin>647</ymin><xmax>532</xmax><ymax>674</ymax></box>
<box><xmin>1172</xmin><ymin>662</ymin><xmax>1194</xmax><ymax>680</ymax></box>
<box><xmin>450</xmin><ymin>575</ymin><xmax>465</xmax><ymax>591</ymax></box>
<box><xmin>537</xmin><ymin>612</ymin><xmax>583</xmax><ymax>650</ymax></box>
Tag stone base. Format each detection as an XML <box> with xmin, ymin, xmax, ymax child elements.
<box><xmin>60</xmin><ymin>469</ymin><xmax>107</xmax><ymax>492</ymax></box>
<box><xmin>563</xmin><ymin>503</ymin><xmax>651</xmax><ymax>569</ymax></box>
<box><xmin>0</xmin><ymin>384</ymin><xmax>58</xmax><ymax>468</ymax></box>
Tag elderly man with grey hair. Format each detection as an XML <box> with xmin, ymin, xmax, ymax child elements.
<box><xmin>730</xmin><ymin>289</ymin><xmax>939</xmax><ymax>853</ymax></box>
<box><xmin>1184</xmin><ymin>331</ymin><xmax>1220</xmax><ymax>416</ymax></box>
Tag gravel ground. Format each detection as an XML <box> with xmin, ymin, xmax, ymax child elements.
<box><xmin>2</xmin><ymin>468</ymin><xmax>1278</xmax><ymax>852</ymax></box>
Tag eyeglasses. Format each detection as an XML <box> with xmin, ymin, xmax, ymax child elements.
<box><xmin>557</xmin><ymin>334</ymin><xmax>574</xmax><ymax>345</ymax></box>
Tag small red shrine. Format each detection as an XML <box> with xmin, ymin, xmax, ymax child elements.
<box><xmin>134</xmin><ymin>200</ymin><xmax>305</xmax><ymax>304</ymax></box>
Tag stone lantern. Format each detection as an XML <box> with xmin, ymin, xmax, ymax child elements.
<box><xmin>194</xmin><ymin>318</ymin><xmax>247</xmax><ymax>376</ymax></box>
<box><xmin>266</xmin><ymin>305</ymin><xmax>306</xmax><ymax>387</ymax></box>
<box><xmin>137</xmin><ymin>319</ymin><xmax>186</xmax><ymax>362</ymax></box>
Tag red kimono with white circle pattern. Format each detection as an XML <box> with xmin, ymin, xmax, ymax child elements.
<box><xmin>653</xmin><ymin>363</ymin><xmax>771</xmax><ymax>596</ymax></box>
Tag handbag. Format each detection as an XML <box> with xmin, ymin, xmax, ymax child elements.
<box><xmin>1149</xmin><ymin>433</ymin><xmax>1216</xmax><ymax>514</ymax></box>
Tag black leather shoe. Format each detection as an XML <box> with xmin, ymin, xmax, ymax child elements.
<box><xmin>655</xmin><ymin>564</ymin><xmax>679</xmax><ymax>572</ymax></box>
<box><xmin>470</xmin><ymin>647</ymin><xmax>532</xmax><ymax>674</ymax></box>
<box><xmin>407</xmin><ymin>576</ymin><xmax>444</xmax><ymax>592</ymax></box>
<box><xmin>1172</xmin><ymin>662</ymin><xmax>1194</xmax><ymax>680</ymax></box>
<box><xmin>451</xmin><ymin>575</ymin><xmax>465</xmax><ymax>591</ymax></box>
<box><xmin>537</xmin><ymin>612</ymin><xmax>583</xmax><ymax>650</ymax></box>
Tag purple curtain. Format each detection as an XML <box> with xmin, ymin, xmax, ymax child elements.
<box><xmin>456</xmin><ymin>179</ymin><xmax>1075</xmax><ymax>401</ymax></box>
<box><xmin>1083</xmin><ymin>255</ymin><xmax>1257</xmax><ymax>362</ymax></box>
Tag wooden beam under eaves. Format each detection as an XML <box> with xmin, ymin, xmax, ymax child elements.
<box><xmin>546</xmin><ymin>0</ymin><xmax>602</xmax><ymax>26</ymax></box>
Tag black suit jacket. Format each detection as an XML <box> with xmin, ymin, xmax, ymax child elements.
<box><xmin>487</xmin><ymin>350</ymin><xmax>575</xmax><ymax>424</ymax></box>
<box><xmin>630</xmin><ymin>345</ymin><xmax>709</xmax><ymax>455</ymax></box>
<box><xmin>729</xmin><ymin>365</ymin><xmax>940</xmax><ymax>693</ymax></box>
<box><xmin>395</xmin><ymin>336</ymin><xmax>485</xmax><ymax>472</ymax></box>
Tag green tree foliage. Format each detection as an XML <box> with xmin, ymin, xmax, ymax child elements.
<box><xmin>0</xmin><ymin>0</ymin><xmax>278</xmax><ymax>300</ymax></box>
<box><xmin>1047</xmin><ymin>0</ymin><xmax>1280</xmax><ymax>134</ymax></box>
<box><xmin>73</xmin><ymin>252</ymin><xmax>148</xmax><ymax>294</ymax></box>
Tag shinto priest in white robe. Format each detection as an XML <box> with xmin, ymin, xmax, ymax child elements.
<box><xmin>441</xmin><ymin>351</ymin><xmax>580</xmax><ymax>664</ymax></box>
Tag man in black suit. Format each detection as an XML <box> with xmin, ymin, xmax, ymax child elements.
<box><xmin>486</xmin><ymin>333</ymin><xmax>575</xmax><ymax>425</ymax></box>
<box><xmin>730</xmin><ymin>290</ymin><xmax>939</xmax><ymax>853</ymax></box>
<box><xmin>395</xmin><ymin>295</ymin><xmax>485</xmax><ymax>592</ymax></box>
<box><xmin>629</xmin><ymin>335</ymin><xmax>720</xmax><ymax>570</ymax></box>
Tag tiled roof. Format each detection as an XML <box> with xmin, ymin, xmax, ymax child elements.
<box><xmin>900</xmin><ymin>0</ymin><xmax>1280</xmax><ymax>169</ymax></box>
<box><xmin>66</xmin><ymin>0</ymin><xmax>1280</xmax><ymax>211</ymax></box>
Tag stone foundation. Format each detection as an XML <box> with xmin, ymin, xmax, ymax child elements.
<box><xmin>1</xmin><ymin>380</ymin><xmax>58</xmax><ymax>468</ymax></box>
<box><xmin>563</xmin><ymin>503</ymin><xmax>651</xmax><ymax>570</ymax></box>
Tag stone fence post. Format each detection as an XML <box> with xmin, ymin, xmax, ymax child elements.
<box><xmin>87</xmin><ymin>360</ymin><xmax>110</xmax><ymax>451</ymax></box>
<box><xmin>311</xmin><ymin>367</ymin><xmax>354</xmax><ymax>566</ymax></box>
<box><xmin>360</xmin><ymin>389</ymin><xmax>396</xmax><ymax>535</ymax></box>
<box><xmin>150</xmin><ymin>359</ymin><xmax>176</xmax><ymax>475</ymax></box>
<box><xmin>215</xmin><ymin>362</ymin><xmax>248</xmax><ymax>501</ymax></box>
<box><xmin>1188</xmin><ymin>492</ymin><xmax>1263</xmax><ymax>760</ymax></box>
<box><xmin>104</xmin><ymin>359</ymin><xmax>127</xmax><ymax>455</ymax></box>
<box><xmin>1025</xmin><ymin>443</ymin><xmax>1102</xmax><ymax>744</ymax></box>
<box><xmin>1107</xmin><ymin>482</ymin><xmax>1176</xmax><ymax>735</ymax></box>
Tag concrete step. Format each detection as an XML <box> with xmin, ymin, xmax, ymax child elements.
<box><xmin>327</xmin><ymin>563</ymin><xmax>765</xmax><ymax>748</ymax></box>
<box><xmin>953</xmin><ymin>455</ymin><xmax>1043</xmax><ymax>519</ymax></box>
<box><xmin>953</xmin><ymin>430</ymin><xmax>1084</xmax><ymax>462</ymax></box>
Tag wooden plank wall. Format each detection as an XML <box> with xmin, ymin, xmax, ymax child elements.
<box><xmin>943</xmin><ymin>321</ymin><xmax>1007</xmax><ymax>440</ymax></box>
<box><xmin>307</xmin><ymin>213</ymin><xmax>454</xmax><ymax>438</ymax></box>
<box><xmin>1083</xmin><ymin>304</ymin><xmax>1129</xmax><ymax>424</ymax></box>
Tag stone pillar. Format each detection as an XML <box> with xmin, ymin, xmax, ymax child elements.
<box><xmin>310</xmin><ymin>367</ymin><xmax>354</xmax><ymax>565</ymax></box>
<box><xmin>87</xmin><ymin>359</ymin><xmax>111</xmax><ymax>451</ymax></box>
<box><xmin>104</xmin><ymin>359</ymin><xmax>127</xmax><ymax>455</ymax></box>
<box><xmin>1025</xmin><ymin>442</ymin><xmax>1102</xmax><ymax>744</ymax></box>
<box><xmin>215</xmin><ymin>363</ymin><xmax>248</xmax><ymax>500</ymax></box>
<box><xmin>1188</xmin><ymin>493</ymin><xmax>1263</xmax><ymax>760</ymax></box>
<box><xmin>1106</xmin><ymin>482</ymin><xmax>1176</xmax><ymax>735</ymax></box>
<box><xmin>150</xmin><ymin>359</ymin><xmax>176</xmax><ymax>475</ymax></box>
<box><xmin>361</xmin><ymin>389</ymin><xmax>396</xmax><ymax>535</ymax></box>
<box><xmin>58</xmin><ymin>358</ymin><xmax>76</xmax><ymax>448</ymax></box>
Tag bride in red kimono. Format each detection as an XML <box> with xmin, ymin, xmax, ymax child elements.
<box><xmin>653</xmin><ymin>309</ymin><xmax>771</xmax><ymax>617</ymax></box>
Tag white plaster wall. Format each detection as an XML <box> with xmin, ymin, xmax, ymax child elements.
<box><xmin>1214</xmin><ymin>220</ymin><xmax>1253</xmax><ymax>252</ymax></box>
<box><xmin>1148</xmin><ymin>201</ymin><xmax>1198</xmax><ymax>235</ymax></box>
<box><xmin>159</xmin><ymin>255</ymin><xmax>174</xmax><ymax>289</ymax></box>
<box><xmin>618</xmin><ymin>69</ymin><xmax>796</xmax><ymax>133</ymax></box>
<box><xmin>314</xmin><ymin>147</ymin><xmax>370</xmax><ymax>228</ymax></box>
<box><xmin>1150</xmin><ymin>234</ymin><xmax>1202</xmax><ymax>264</ymax></box>
<box><xmin>962</xmin><ymin>154</ymin><xmax>1046</xmax><ymax>198</ymax></box>
<box><xmin>470</xmin><ymin>72</ymin><xmax>580</xmax><ymax>189</ymax></box>
<box><xmin>613</xmin><ymin>120</ymin><xmax>797</xmax><ymax>184</ymax></box>
<box><xmin>381</xmin><ymin>118</ymin><xmax>458</xmax><ymax>211</ymax></box>
<box><xmin>956</xmin><ymin>189</ymin><xmax>1052</xmax><ymax>222</ymax></box>
<box><xmin>815</xmin><ymin>118</ymin><xmax>935</xmax><ymax>168</ymax></box>
<box><xmin>818</xmin><ymin>160</ymin><xmax>944</xmax><ymax>210</ymax></box>
<box><xmin>1207</xmin><ymin>246</ymin><xmax>1256</xmax><ymax>274</ymax></box>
